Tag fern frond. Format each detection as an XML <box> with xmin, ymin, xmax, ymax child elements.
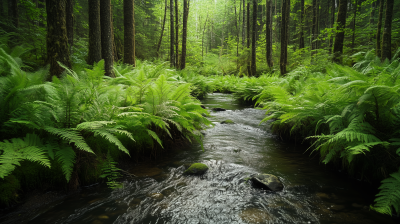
<box><xmin>371</xmin><ymin>169</ymin><xmax>400</xmax><ymax>216</ymax></box>
<box><xmin>55</xmin><ymin>146</ymin><xmax>76</xmax><ymax>182</ymax></box>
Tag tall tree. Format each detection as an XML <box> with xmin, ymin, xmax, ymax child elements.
<box><xmin>369</xmin><ymin>0</ymin><xmax>375</xmax><ymax>43</ymax></box>
<box><xmin>175</xmin><ymin>0</ymin><xmax>179</xmax><ymax>67</ymax></box>
<box><xmin>8</xmin><ymin>0</ymin><xmax>19</xmax><ymax>28</ymax></box>
<box><xmin>45</xmin><ymin>0</ymin><xmax>71</xmax><ymax>78</ymax></box>
<box><xmin>381</xmin><ymin>0</ymin><xmax>394</xmax><ymax>61</ymax></box>
<box><xmin>124</xmin><ymin>0</ymin><xmax>136</xmax><ymax>66</ymax></box>
<box><xmin>156</xmin><ymin>0</ymin><xmax>168</xmax><ymax>57</ymax></box>
<box><xmin>251</xmin><ymin>0</ymin><xmax>257</xmax><ymax>76</ymax></box>
<box><xmin>376</xmin><ymin>0</ymin><xmax>384</xmax><ymax>57</ymax></box>
<box><xmin>180</xmin><ymin>0</ymin><xmax>189</xmax><ymax>70</ymax></box>
<box><xmin>333</xmin><ymin>0</ymin><xmax>348</xmax><ymax>63</ymax></box>
<box><xmin>351</xmin><ymin>0</ymin><xmax>358</xmax><ymax>49</ymax></box>
<box><xmin>247</xmin><ymin>2</ymin><xmax>251</xmax><ymax>75</ymax></box>
<box><xmin>88</xmin><ymin>0</ymin><xmax>102</xmax><ymax>65</ymax></box>
<box><xmin>66</xmin><ymin>0</ymin><xmax>74</xmax><ymax>52</ymax></box>
<box><xmin>100</xmin><ymin>0</ymin><xmax>114</xmax><ymax>77</ymax></box>
<box><xmin>266</xmin><ymin>0</ymin><xmax>273</xmax><ymax>68</ymax></box>
<box><xmin>170</xmin><ymin>0</ymin><xmax>175</xmax><ymax>67</ymax></box>
<box><xmin>329</xmin><ymin>0</ymin><xmax>335</xmax><ymax>52</ymax></box>
<box><xmin>299</xmin><ymin>0</ymin><xmax>304</xmax><ymax>49</ymax></box>
<box><xmin>280</xmin><ymin>0</ymin><xmax>289</xmax><ymax>75</ymax></box>
<box><xmin>242</xmin><ymin>0</ymin><xmax>246</xmax><ymax>47</ymax></box>
<box><xmin>311</xmin><ymin>0</ymin><xmax>317</xmax><ymax>55</ymax></box>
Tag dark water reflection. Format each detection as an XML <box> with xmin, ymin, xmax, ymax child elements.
<box><xmin>28</xmin><ymin>93</ymin><xmax>396</xmax><ymax>224</ymax></box>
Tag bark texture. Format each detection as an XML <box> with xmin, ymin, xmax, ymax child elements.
<box><xmin>299</xmin><ymin>0</ymin><xmax>304</xmax><ymax>49</ymax></box>
<box><xmin>333</xmin><ymin>0</ymin><xmax>348</xmax><ymax>63</ymax></box>
<box><xmin>280</xmin><ymin>0</ymin><xmax>289</xmax><ymax>75</ymax></box>
<box><xmin>381</xmin><ymin>0</ymin><xmax>394</xmax><ymax>61</ymax></box>
<box><xmin>175</xmin><ymin>0</ymin><xmax>179</xmax><ymax>67</ymax></box>
<box><xmin>329</xmin><ymin>0</ymin><xmax>335</xmax><ymax>52</ymax></box>
<box><xmin>251</xmin><ymin>0</ymin><xmax>257</xmax><ymax>76</ymax></box>
<box><xmin>156</xmin><ymin>0</ymin><xmax>167</xmax><ymax>57</ymax></box>
<box><xmin>180</xmin><ymin>0</ymin><xmax>189</xmax><ymax>70</ymax></box>
<box><xmin>88</xmin><ymin>0</ymin><xmax>102</xmax><ymax>65</ymax></box>
<box><xmin>66</xmin><ymin>0</ymin><xmax>74</xmax><ymax>51</ymax></box>
<box><xmin>247</xmin><ymin>2</ymin><xmax>251</xmax><ymax>76</ymax></box>
<box><xmin>124</xmin><ymin>0</ymin><xmax>136</xmax><ymax>66</ymax></box>
<box><xmin>170</xmin><ymin>0</ymin><xmax>175</xmax><ymax>67</ymax></box>
<box><xmin>311</xmin><ymin>0</ymin><xmax>317</xmax><ymax>55</ymax></box>
<box><xmin>266</xmin><ymin>0</ymin><xmax>273</xmax><ymax>68</ymax></box>
<box><xmin>46</xmin><ymin>0</ymin><xmax>71</xmax><ymax>78</ymax></box>
<box><xmin>376</xmin><ymin>0</ymin><xmax>384</xmax><ymax>57</ymax></box>
<box><xmin>8</xmin><ymin>0</ymin><xmax>19</xmax><ymax>28</ymax></box>
<box><xmin>100</xmin><ymin>0</ymin><xmax>114</xmax><ymax>77</ymax></box>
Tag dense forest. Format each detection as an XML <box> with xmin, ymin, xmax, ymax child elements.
<box><xmin>0</xmin><ymin>0</ymin><xmax>400</xmax><ymax>221</ymax></box>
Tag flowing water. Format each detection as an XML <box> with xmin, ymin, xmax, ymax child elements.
<box><xmin>25</xmin><ymin>94</ymin><xmax>397</xmax><ymax>224</ymax></box>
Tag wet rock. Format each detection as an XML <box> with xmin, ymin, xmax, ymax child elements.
<box><xmin>251</xmin><ymin>174</ymin><xmax>284</xmax><ymax>191</ymax></box>
<box><xmin>330</xmin><ymin>204</ymin><xmax>346</xmax><ymax>211</ymax></box>
<box><xmin>240</xmin><ymin>208</ymin><xmax>271</xmax><ymax>223</ymax></box>
<box><xmin>183</xmin><ymin>163</ymin><xmax>209</xmax><ymax>175</ymax></box>
<box><xmin>149</xmin><ymin>193</ymin><xmax>164</xmax><ymax>201</ymax></box>
<box><xmin>221</xmin><ymin>119</ymin><xmax>234</xmax><ymax>124</ymax></box>
<box><xmin>211</xmin><ymin>107</ymin><xmax>226</xmax><ymax>111</ymax></box>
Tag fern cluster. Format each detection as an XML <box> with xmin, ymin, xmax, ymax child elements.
<box><xmin>0</xmin><ymin>45</ymin><xmax>211</xmax><ymax>204</ymax></box>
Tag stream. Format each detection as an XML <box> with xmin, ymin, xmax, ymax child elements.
<box><xmin>24</xmin><ymin>93</ymin><xmax>397</xmax><ymax>224</ymax></box>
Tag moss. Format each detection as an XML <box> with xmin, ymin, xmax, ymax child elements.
<box><xmin>184</xmin><ymin>163</ymin><xmax>209</xmax><ymax>175</ymax></box>
<box><xmin>221</xmin><ymin>119</ymin><xmax>234</xmax><ymax>124</ymax></box>
<box><xmin>0</xmin><ymin>175</ymin><xmax>21</xmax><ymax>206</ymax></box>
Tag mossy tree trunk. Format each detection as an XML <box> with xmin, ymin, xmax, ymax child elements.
<box><xmin>333</xmin><ymin>0</ymin><xmax>348</xmax><ymax>63</ymax></box>
<box><xmin>251</xmin><ymin>0</ymin><xmax>257</xmax><ymax>76</ymax></box>
<box><xmin>299</xmin><ymin>0</ymin><xmax>304</xmax><ymax>49</ymax></box>
<box><xmin>170</xmin><ymin>0</ymin><xmax>175</xmax><ymax>67</ymax></box>
<box><xmin>381</xmin><ymin>0</ymin><xmax>394</xmax><ymax>61</ymax></box>
<box><xmin>376</xmin><ymin>0</ymin><xmax>384</xmax><ymax>57</ymax></box>
<box><xmin>175</xmin><ymin>0</ymin><xmax>179</xmax><ymax>67</ymax></box>
<box><xmin>351</xmin><ymin>0</ymin><xmax>358</xmax><ymax>50</ymax></box>
<box><xmin>124</xmin><ymin>0</ymin><xmax>136</xmax><ymax>66</ymax></box>
<box><xmin>180</xmin><ymin>0</ymin><xmax>189</xmax><ymax>70</ymax></box>
<box><xmin>280</xmin><ymin>0</ymin><xmax>289</xmax><ymax>75</ymax></box>
<box><xmin>66</xmin><ymin>0</ymin><xmax>74</xmax><ymax>53</ymax></box>
<box><xmin>329</xmin><ymin>0</ymin><xmax>335</xmax><ymax>52</ymax></box>
<box><xmin>156</xmin><ymin>0</ymin><xmax>167</xmax><ymax>57</ymax></box>
<box><xmin>8</xmin><ymin>0</ymin><xmax>18</xmax><ymax>28</ymax></box>
<box><xmin>45</xmin><ymin>0</ymin><xmax>71</xmax><ymax>78</ymax></box>
<box><xmin>88</xmin><ymin>0</ymin><xmax>102</xmax><ymax>65</ymax></box>
<box><xmin>266</xmin><ymin>0</ymin><xmax>273</xmax><ymax>68</ymax></box>
<box><xmin>247</xmin><ymin>2</ymin><xmax>251</xmax><ymax>76</ymax></box>
<box><xmin>311</xmin><ymin>0</ymin><xmax>317</xmax><ymax>56</ymax></box>
<box><xmin>100</xmin><ymin>0</ymin><xmax>114</xmax><ymax>77</ymax></box>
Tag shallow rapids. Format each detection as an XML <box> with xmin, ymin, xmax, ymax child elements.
<box><xmin>27</xmin><ymin>93</ymin><xmax>396</xmax><ymax>224</ymax></box>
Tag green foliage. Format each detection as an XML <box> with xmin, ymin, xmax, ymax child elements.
<box><xmin>371</xmin><ymin>169</ymin><xmax>400</xmax><ymax>216</ymax></box>
<box><xmin>0</xmin><ymin>175</ymin><xmax>21</xmax><ymax>206</ymax></box>
<box><xmin>99</xmin><ymin>152</ymin><xmax>123</xmax><ymax>189</ymax></box>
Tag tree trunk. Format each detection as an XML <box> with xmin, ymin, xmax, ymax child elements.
<box><xmin>311</xmin><ymin>0</ymin><xmax>317</xmax><ymax>56</ymax></box>
<box><xmin>100</xmin><ymin>0</ymin><xmax>114</xmax><ymax>77</ymax></box>
<box><xmin>66</xmin><ymin>0</ymin><xmax>74</xmax><ymax>53</ymax></box>
<box><xmin>46</xmin><ymin>0</ymin><xmax>71</xmax><ymax>78</ymax></box>
<box><xmin>110</xmin><ymin>7</ymin><xmax>118</xmax><ymax>62</ymax></box>
<box><xmin>381</xmin><ymin>0</ymin><xmax>394</xmax><ymax>61</ymax></box>
<box><xmin>124</xmin><ymin>0</ymin><xmax>135</xmax><ymax>66</ymax></box>
<box><xmin>376</xmin><ymin>0</ymin><xmax>384</xmax><ymax>57</ymax></box>
<box><xmin>242</xmin><ymin>0</ymin><xmax>246</xmax><ymax>47</ymax></box>
<box><xmin>251</xmin><ymin>0</ymin><xmax>257</xmax><ymax>76</ymax></box>
<box><xmin>8</xmin><ymin>0</ymin><xmax>18</xmax><ymax>28</ymax></box>
<box><xmin>156</xmin><ymin>0</ymin><xmax>167</xmax><ymax>57</ymax></box>
<box><xmin>201</xmin><ymin>15</ymin><xmax>208</xmax><ymax>61</ymax></box>
<box><xmin>333</xmin><ymin>0</ymin><xmax>348</xmax><ymax>63</ymax></box>
<box><xmin>329</xmin><ymin>0</ymin><xmax>335</xmax><ymax>52</ymax></box>
<box><xmin>175</xmin><ymin>0</ymin><xmax>179</xmax><ymax>67</ymax></box>
<box><xmin>180</xmin><ymin>0</ymin><xmax>189</xmax><ymax>70</ymax></box>
<box><xmin>235</xmin><ymin>3</ymin><xmax>239</xmax><ymax>67</ymax></box>
<box><xmin>299</xmin><ymin>0</ymin><xmax>304</xmax><ymax>49</ymax></box>
<box><xmin>280</xmin><ymin>0</ymin><xmax>289</xmax><ymax>75</ymax></box>
<box><xmin>369</xmin><ymin>1</ymin><xmax>375</xmax><ymax>43</ymax></box>
<box><xmin>266</xmin><ymin>0</ymin><xmax>273</xmax><ymax>68</ymax></box>
<box><xmin>351</xmin><ymin>0</ymin><xmax>358</xmax><ymax>50</ymax></box>
<box><xmin>170</xmin><ymin>0</ymin><xmax>175</xmax><ymax>67</ymax></box>
<box><xmin>88</xmin><ymin>0</ymin><xmax>102</xmax><ymax>65</ymax></box>
<box><xmin>247</xmin><ymin>2</ymin><xmax>251</xmax><ymax>76</ymax></box>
